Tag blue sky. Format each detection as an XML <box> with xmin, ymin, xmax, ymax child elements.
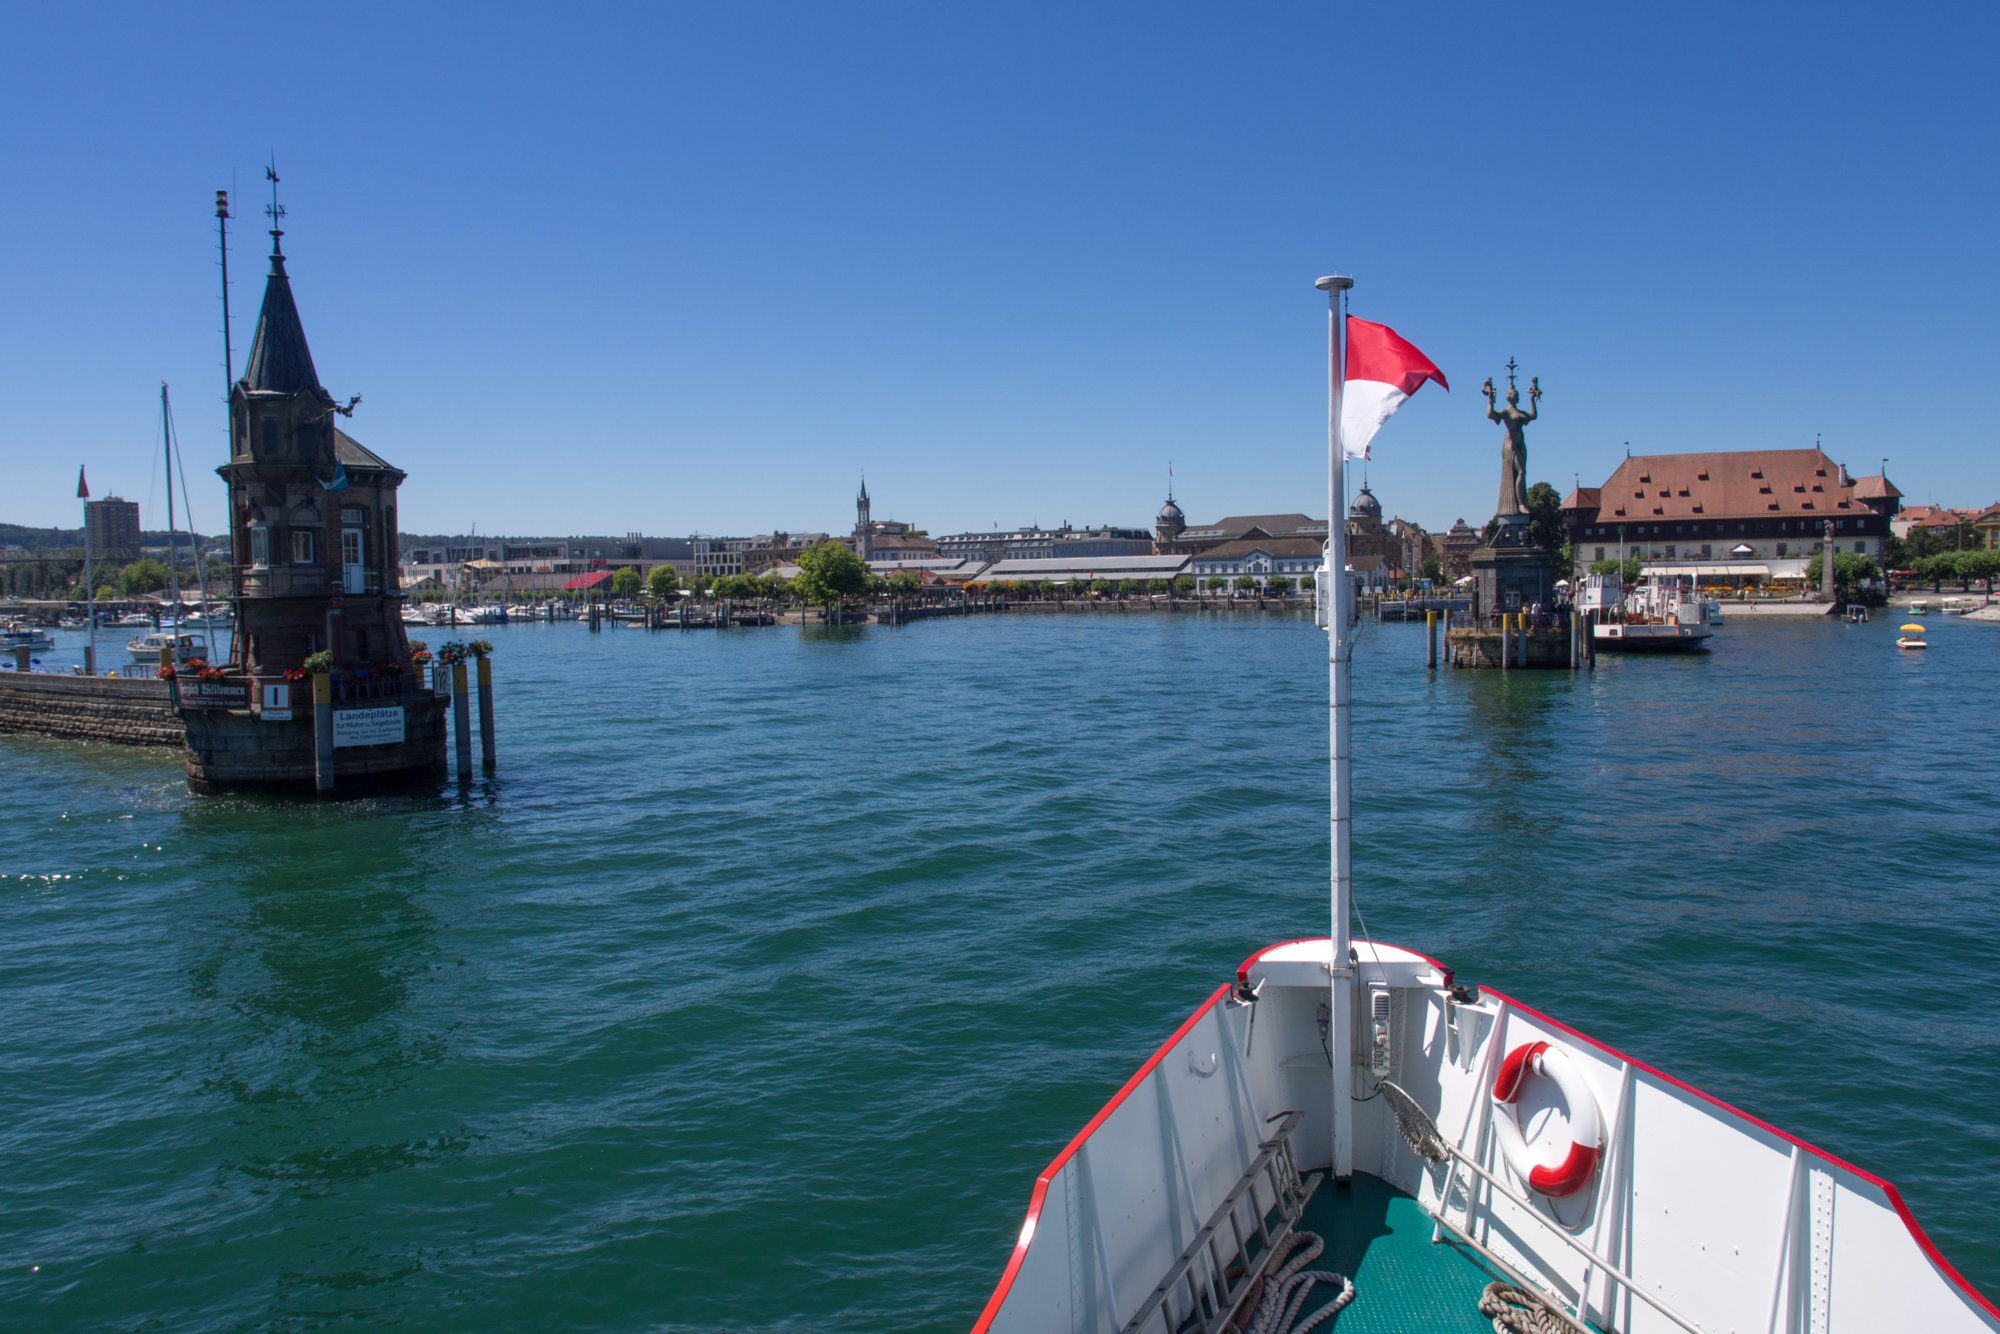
<box><xmin>4</xmin><ymin>2</ymin><xmax>1996</xmax><ymax>540</ymax></box>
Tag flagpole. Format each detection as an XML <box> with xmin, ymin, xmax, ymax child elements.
<box><xmin>78</xmin><ymin>468</ymin><xmax>97</xmax><ymax>675</ymax></box>
<box><xmin>1316</xmin><ymin>273</ymin><xmax>1355</xmax><ymax>1184</ymax></box>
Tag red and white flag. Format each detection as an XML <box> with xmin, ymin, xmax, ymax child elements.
<box><xmin>1341</xmin><ymin>316</ymin><xmax>1447</xmax><ymax>459</ymax></box>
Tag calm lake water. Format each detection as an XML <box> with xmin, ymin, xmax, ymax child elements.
<box><xmin>3</xmin><ymin>611</ymin><xmax>1996</xmax><ymax>1330</ymax></box>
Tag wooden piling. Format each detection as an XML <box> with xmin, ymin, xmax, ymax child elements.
<box><xmin>452</xmin><ymin>660</ymin><xmax>472</xmax><ymax>779</ymax></box>
<box><xmin>476</xmin><ymin>655</ymin><xmax>496</xmax><ymax>772</ymax></box>
<box><xmin>1500</xmin><ymin>614</ymin><xmax>1511</xmax><ymax>671</ymax></box>
<box><xmin>1425</xmin><ymin>610</ymin><xmax>1437</xmax><ymax>669</ymax></box>
<box><xmin>13</xmin><ymin>645</ymin><xmax>29</xmax><ymax>672</ymax></box>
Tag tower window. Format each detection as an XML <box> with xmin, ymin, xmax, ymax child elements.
<box><xmin>250</xmin><ymin>523</ymin><xmax>270</xmax><ymax>568</ymax></box>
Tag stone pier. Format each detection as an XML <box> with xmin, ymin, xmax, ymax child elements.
<box><xmin>0</xmin><ymin>675</ymin><xmax>182</xmax><ymax>747</ymax></box>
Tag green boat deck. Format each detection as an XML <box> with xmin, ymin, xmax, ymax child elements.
<box><xmin>1283</xmin><ymin>1173</ymin><xmax>1509</xmax><ymax>1333</ymax></box>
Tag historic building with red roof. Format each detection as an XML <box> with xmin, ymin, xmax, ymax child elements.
<box><xmin>1562</xmin><ymin>448</ymin><xmax>1900</xmax><ymax>584</ymax></box>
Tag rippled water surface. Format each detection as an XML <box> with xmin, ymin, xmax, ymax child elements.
<box><xmin>3</xmin><ymin>611</ymin><xmax>1996</xmax><ymax>1330</ymax></box>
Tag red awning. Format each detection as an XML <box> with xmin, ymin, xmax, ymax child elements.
<box><xmin>563</xmin><ymin>571</ymin><xmax>614</xmax><ymax>590</ymax></box>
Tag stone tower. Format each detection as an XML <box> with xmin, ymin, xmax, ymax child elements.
<box><xmin>221</xmin><ymin>221</ymin><xmax>411</xmax><ymax>678</ymax></box>
<box><xmin>855</xmin><ymin>476</ymin><xmax>873</xmax><ymax>561</ymax></box>
<box><xmin>180</xmin><ymin>203</ymin><xmax>446</xmax><ymax>795</ymax></box>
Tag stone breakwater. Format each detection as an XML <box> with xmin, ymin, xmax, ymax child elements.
<box><xmin>0</xmin><ymin>674</ymin><xmax>181</xmax><ymax>747</ymax></box>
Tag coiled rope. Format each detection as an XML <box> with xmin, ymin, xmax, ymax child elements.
<box><xmin>1240</xmin><ymin>1231</ymin><xmax>1353</xmax><ymax>1334</ymax></box>
<box><xmin>1477</xmin><ymin>1281</ymin><xmax>1585</xmax><ymax>1334</ymax></box>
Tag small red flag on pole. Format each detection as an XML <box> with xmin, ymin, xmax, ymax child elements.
<box><xmin>77</xmin><ymin>466</ymin><xmax>89</xmax><ymax>499</ymax></box>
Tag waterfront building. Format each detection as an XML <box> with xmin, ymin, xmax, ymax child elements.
<box><xmin>1562</xmin><ymin>448</ymin><xmax>1901</xmax><ymax>584</ymax></box>
<box><xmin>1440</xmin><ymin>518</ymin><xmax>1479</xmax><ymax>578</ymax></box>
<box><xmin>692</xmin><ymin>536</ymin><xmax>752</xmax><ymax>579</ymax></box>
<box><xmin>742</xmin><ymin>532</ymin><xmax>831</xmax><ymax>573</ymax></box>
<box><xmin>1894</xmin><ymin>503</ymin><xmax>1992</xmax><ymax>546</ymax></box>
<box><xmin>1161</xmin><ymin>511</ymin><xmax>1327</xmax><ymax>558</ymax></box>
<box><xmin>973</xmin><ymin>554</ymin><xmax>1190</xmax><ymax>586</ymax></box>
<box><xmin>85</xmin><ymin>497</ymin><xmax>141</xmax><ymax>562</ymax></box>
<box><xmin>1188</xmin><ymin>538</ymin><xmax>1322</xmax><ymax>588</ymax></box>
<box><xmin>400</xmin><ymin>535</ymin><xmax>692</xmax><ymax>594</ymax></box>
<box><xmin>935</xmin><ymin>524</ymin><xmax>1153</xmax><ymax>566</ymax></box>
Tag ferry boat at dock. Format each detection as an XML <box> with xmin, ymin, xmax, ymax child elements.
<box><xmin>1579</xmin><ymin>572</ymin><xmax>1714</xmax><ymax>653</ymax></box>
<box><xmin>973</xmin><ymin>278</ymin><xmax>1996</xmax><ymax>1334</ymax></box>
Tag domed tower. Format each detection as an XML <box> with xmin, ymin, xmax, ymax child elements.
<box><xmin>1155</xmin><ymin>492</ymin><xmax>1186</xmax><ymax>553</ymax></box>
<box><xmin>1347</xmin><ymin>484</ymin><xmax>1384</xmax><ymax>534</ymax></box>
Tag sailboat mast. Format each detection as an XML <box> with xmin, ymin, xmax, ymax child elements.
<box><xmin>161</xmin><ymin>382</ymin><xmax>182</xmax><ymax>617</ymax></box>
<box><xmin>1316</xmin><ymin>273</ymin><xmax>1356</xmax><ymax>1183</ymax></box>
<box><xmin>165</xmin><ymin>387</ymin><xmax>213</xmax><ymax>626</ymax></box>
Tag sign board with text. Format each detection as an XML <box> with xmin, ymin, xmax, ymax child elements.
<box><xmin>178</xmin><ymin>680</ymin><xmax>250</xmax><ymax>710</ymax></box>
<box><xmin>333</xmin><ymin>705</ymin><xmax>406</xmax><ymax>748</ymax></box>
<box><xmin>260</xmin><ymin>683</ymin><xmax>292</xmax><ymax>722</ymax></box>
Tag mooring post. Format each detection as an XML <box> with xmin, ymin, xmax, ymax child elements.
<box><xmin>1425</xmin><ymin>610</ymin><xmax>1437</xmax><ymax>669</ymax></box>
<box><xmin>312</xmin><ymin>671</ymin><xmax>334</xmax><ymax>794</ymax></box>
<box><xmin>13</xmin><ymin>644</ymin><xmax>29</xmax><ymax>672</ymax></box>
<box><xmin>1500</xmin><ymin>613</ymin><xmax>1511</xmax><ymax>671</ymax></box>
<box><xmin>1585</xmin><ymin>610</ymin><xmax>1596</xmax><ymax>669</ymax></box>
<box><xmin>452</xmin><ymin>660</ymin><xmax>472</xmax><ymax>779</ymax></box>
<box><xmin>476</xmin><ymin>654</ymin><xmax>496</xmax><ymax>772</ymax></box>
<box><xmin>1518</xmin><ymin>615</ymin><xmax>1529</xmax><ymax>668</ymax></box>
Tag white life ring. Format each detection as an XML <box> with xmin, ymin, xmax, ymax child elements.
<box><xmin>1491</xmin><ymin>1041</ymin><xmax>1602</xmax><ymax>1198</ymax></box>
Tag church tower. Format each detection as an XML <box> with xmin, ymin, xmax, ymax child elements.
<box><xmin>855</xmin><ymin>476</ymin><xmax>873</xmax><ymax>561</ymax></box>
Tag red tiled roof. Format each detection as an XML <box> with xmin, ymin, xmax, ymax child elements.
<box><xmin>1576</xmin><ymin>449</ymin><xmax>1886</xmax><ymax>522</ymax></box>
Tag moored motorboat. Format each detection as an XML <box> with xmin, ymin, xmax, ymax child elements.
<box><xmin>973</xmin><ymin>277</ymin><xmax>1996</xmax><ymax>1334</ymax></box>
<box><xmin>1</xmin><ymin>620</ymin><xmax>55</xmax><ymax>651</ymax></box>
<box><xmin>127</xmin><ymin>629</ymin><xmax>210</xmax><ymax>664</ymax></box>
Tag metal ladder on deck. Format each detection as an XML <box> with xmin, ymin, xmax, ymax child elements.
<box><xmin>1119</xmin><ymin>1110</ymin><xmax>1323</xmax><ymax>1334</ymax></box>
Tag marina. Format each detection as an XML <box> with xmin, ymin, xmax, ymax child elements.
<box><xmin>1</xmin><ymin>609</ymin><xmax>1995</xmax><ymax>1328</ymax></box>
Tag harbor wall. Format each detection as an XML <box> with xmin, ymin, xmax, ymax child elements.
<box><xmin>0</xmin><ymin>673</ymin><xmax>182</xmax><ymax>747</ymax></box>
<box><xmin>181</xmin><ymin>695</ymin><xmax>450</xmax><ymax>794</ymax></box>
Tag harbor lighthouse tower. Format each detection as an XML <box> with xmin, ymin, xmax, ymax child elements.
<box><xmin>222</xmin><ymin>219</ymin><xmax>409</xmax><ymax>678</ymax></box>
<box><xmin>179</xmin><ymin>195</ymin><xmax>446</xmax><ymax>793</ymax></box>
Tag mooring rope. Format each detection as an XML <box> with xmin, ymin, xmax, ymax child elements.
<box><xmin>1240</xmin><ymin>1231</ymin><xmax>1354</xmax><ymax>1334</ymax></box>
<box><xmin>1477</xmin><ymin>1280</ymin><xmax>1585</xmax><ymax>1334</ymax></box>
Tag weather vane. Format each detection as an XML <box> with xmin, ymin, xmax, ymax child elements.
<box><xmin>264</xmin><ymin>157</ymin><xmax>286</xmax><ymax>249</ymax></box>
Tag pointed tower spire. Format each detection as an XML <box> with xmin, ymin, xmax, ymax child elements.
<box><xmin>241</xmin><ymin>163</ymin><xmax>323</xmax><ymax>397</ymax></box>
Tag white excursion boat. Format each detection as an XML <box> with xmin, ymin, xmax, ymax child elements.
<box><xmin>974</xmin><ymin>277</ymin><xmax>1998</xmax><ymax>1334</ymax></box>
<box><xmin>1579</xmin><ymin>572</ymin><xmax>1714</xmax><ymax>653</ymax></box>
<box><xmin>127</xmin><ymin>630</ymin><xmax>210</xmax><ymax>664</ymax></box>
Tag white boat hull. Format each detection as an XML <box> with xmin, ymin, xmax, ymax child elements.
<box><xmin>976</xmin><ymin>939</ymin><xmax>1999</xmax><ymax>1334</ymax></box>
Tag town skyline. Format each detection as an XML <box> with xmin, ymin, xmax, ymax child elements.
<box><xmin>6</xmin><ymin>5</ymin><xmax>1998</xmax><ymax>535</ymax></box>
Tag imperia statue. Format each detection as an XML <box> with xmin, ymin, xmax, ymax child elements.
<box><xmin>1483</xmin><ymin>362</ymin><xmax>1540</xmax><ymax>519</ymax></box>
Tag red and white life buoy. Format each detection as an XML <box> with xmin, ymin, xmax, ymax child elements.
<box><xmin>1491</xmin><ymin>1041</ymin><xmax>1602</xmax><ymax>1198</ymax></box>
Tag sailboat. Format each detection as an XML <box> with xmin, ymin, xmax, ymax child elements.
<box><xmin>972</xmin><ymin>279</ymin><xmax>1999</xmax><ymax>1334</ymax></box>
<box><xmin>125</xmin><ymin>385</ymin><xmax>212</xmax><ymax>667</ymax></box>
